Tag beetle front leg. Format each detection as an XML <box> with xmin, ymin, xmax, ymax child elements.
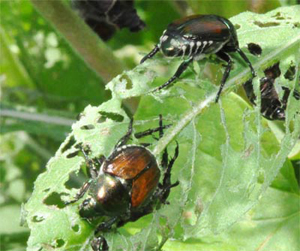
<box><xmin>140</xmin><ymin>45</ymin><xmax>160</xmax><ymax>64</ymax></box>
<box><xmin>64</xmin><ymin>180</ymin><xmax>91</xmax><ymax>205</ymax></box>
<box><xmin>215</xmin><ymin>51</ymin><xmax>233</xmax><ymax>103</ymax></box>
<box><xmin>153</xmin><ymin>57</ymin><xmax>193</xmax><ymax>92</ymax></box>
<box><xmin>80</xmin><ymin>145</ymin><xmax>101</xmax><ymax>179</ymax></box>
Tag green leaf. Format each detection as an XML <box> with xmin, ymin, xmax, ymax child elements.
<box><xmin>24</xmin><ymin>6</ymin><xmax>300</xmax><ymax>251</ymax></box>
<box><xmin>162</xmin><ymin>185</ymin><xmax>300</xmax><ymax>251</ymax></box>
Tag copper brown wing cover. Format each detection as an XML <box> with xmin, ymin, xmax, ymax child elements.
<box><xmin>103</xmin><ymin>146</ymin><xmax>160</xmax><ymax>208</ymax></box>
<box><xmin>104</xmin><ymin>147</ymin><xmax>158</xmax><ymax>179</ymax></box>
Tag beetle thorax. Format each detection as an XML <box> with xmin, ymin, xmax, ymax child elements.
<box><xmin>83</xmin><ymin>174</ymin><xmax>131</xmax><ymax>217</ymax></box>
<box><xmin>159</xmin><ymin>30</ymin><xmax>187</xmax><ymax>57</ymax></box>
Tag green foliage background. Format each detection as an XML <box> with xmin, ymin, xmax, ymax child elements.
<box><xmin>1</xmin><ymin>1</ymin><xmax>299</xmax><ymax>251</ymax></box>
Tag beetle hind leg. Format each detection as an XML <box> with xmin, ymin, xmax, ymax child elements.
<box><xmin>215</xmin><ymin>51</ymin><xmax>233</xmax><ymax>102</ymax></box>
<box><xmin>159</xmin><ymin>141</ymin><xmax>179</xmax><ymax>204</ymax></box>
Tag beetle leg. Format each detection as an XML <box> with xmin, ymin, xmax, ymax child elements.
<box><xmin>95</xmin><ymin>216</ymin><xmax>119</xmax><ymax>235</ymax></box>
<box><xmin>159</xmin><ymin>141</ymin><xmax>179</xmax><ymax>204</ymax></box>
<box><xmin>236</xmin><ymin>48</ymin><xmax>256</xmax><ymax>78</ymax></box>
<box><xmin>153</xmin><ymin>57</ymin><xmax>194</xmax><ymax>92</ymax></box>
<box><xmin>134</xmin><ymin>124</ymin><xmax>171</xmax><ymax>139</ymax></box>
<box><xmin>161</xmin><ymin>148</ymin><xmax>168</xmax><ymax>174</ymax></box>
<box><xmin>140</xmin><ymin>45</ymin><xmax>160</xmax><ymax>64</ymax></box>
<box><xmin>114</xmin><ymin>119</ymin><xmax>133</xmax><ymax>149</ymax></box>
<box><xmin>64</xmin><ymin>180</ymin><xmax>91</xmax><ymax>205</ymax></box>
<box><xmin>215</xmin><ymin>51</ymin><xmax>233</xmax><ymax>102</ymax></box>
<box><xmin>134</xmin><ymin>114</ymin><xmax>171</xmax><ymax>139</ymax></box>
<box><xmin>91</xmin><ymin>236</ymin><xmax>109</xmax><ymax>251</ymax></box>
<box><xmin>80</xmin><ymin>145</ymin><xmax>99</xmax><ymax>179</ymax></box>
<box><xmin>158</xmin><ymin>114</ymin><xmax>164</xmax><ymax>138</ymax></box>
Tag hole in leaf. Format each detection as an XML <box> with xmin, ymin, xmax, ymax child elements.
<box><xmin>264</xmin><ymin>62</ymin><xmax>281</xmax><ymax>79</ymax></box>
<box><xmin>65</xmin><ymin>169</ymin><xmax>86</xmax><ymax>190</ymax></box>
<box><xmin>72</xmin><ymin>224</ymin><xmax>80</xmax><ymax>232</ymax></box>
<box><xmin>56</xmin><ymin>239</ymin><xmax>65</xmax><ymax>248</ymax></box>
<box><xmin>61</xmin><ymin>136</ymin><xmax>76</xmax><ymax>153</ymax></box>
<box><xmin>234</xmin><ymin>24</ymin><xmax>241</xmax><ymax>30</ymax></box>
<box><xmin>43</xmin><ymin>192</ymin><xmax>68</xmax><ymax>209</ymax></box>
<box><xmin>293</xmin><ymin>22</ymin><xmax>300</xmax><ymax>28</ymax></box>
<box><xmin>284</xmin><ymin>64</ymin><xmax>296</xmax><ymax>81</ymax></box>
<box><xmin>76</xmin><ymin>112</ymin><xmax>84</xmax><ymax>121</ymax></box>
<box><xmin>254</xmin><ymin>21</ymin><xmax>280</xmax><ymax>27</ymax></box>
<box><xmin>98</xmin><ymin>111</ymin><xmax>124</xmax><ymax>122</ymax></box>
<box><xmin>43</xmin><ymin>188</ymin><xmax>50</xmax><ymax>193</ymax></box>
<box><xmin>272</xmin><ymin>12</ymin><xmax>286</xmax><ymax>20</ymax></box>
<box><xmin>120</xmin><ymin>74</ymin><xmax>133</xmax><ymax>90</ymax></box>
<box><xmin>80</xmin><ymin>124</ymin><xmax>95</xmax><ymax>130</ymax></box>
<box><xmin>66</xmin><ymin>150</ymin><xmax>80</xmax><ymax>159</ymax></box>
<box><xmin>32</xmin><ymin>215</ymin><xmax>45</xmax><ymax>223</ymax></box>
<box><xmin>247</xmin><ymin>43</ymin><xmax>262</xmax><ymax>56</ymax></box>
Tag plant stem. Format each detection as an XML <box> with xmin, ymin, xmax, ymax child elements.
<box><xmin>0</xmin><ymin>109</ymin><xmax>75</xmax><ymax>126</ymax></box>
<box><xmin>30</xmin><ymin>0</ymin><xmax>125</xmax><ymax>83</ymax></box>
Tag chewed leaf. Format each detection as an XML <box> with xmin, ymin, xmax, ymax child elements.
<box><xmin>24</xmin><ymin>6</ymin><xmax>300</xmax><ymax>251</ymax></box>
<box><xmin>24</xmin><ymin>98</ymin><xmax>131</xmax><ymax>250</ymax></box>
<box><xmin>106</xmin><ymin>64</ymin><xmax>156</xmax><ymax>99</ymax></box>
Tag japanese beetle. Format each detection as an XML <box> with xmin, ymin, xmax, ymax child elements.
<box><xmin>65</xmin><ymin>116</ymin><xmax>179</xmax><ymax>251</ymax></box>
<box><xmin>244</xmin><ymin>77</ymin><xmax>286</xmax><ymax>120</ymax></box>
<box><xmin>140</xmin><ymin>15</ymin><xmax>256</xmax><ymax>102</ymax></box>
<box><xmin>243</xmin><ymin>62</ymin><xmax>299</xmax><ymax>120</ymax></box>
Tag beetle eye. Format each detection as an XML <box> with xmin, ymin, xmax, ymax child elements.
<box><xmin>274</xmin><ymin>108</ymin><xmax>285</xmax><ymax>120</ymax></box>
<box><xmin>276</xmin><ymin>108</ymin><xmax>283</xmax><ymax>115</ymax></box>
